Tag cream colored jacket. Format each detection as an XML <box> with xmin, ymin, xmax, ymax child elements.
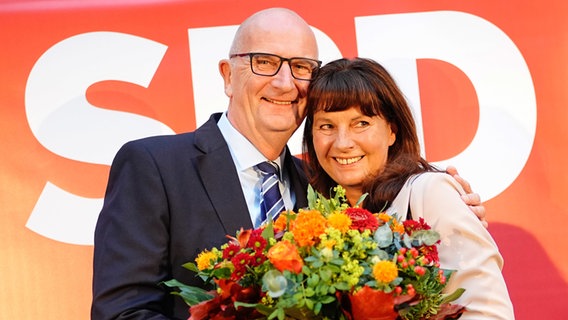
<box><xmin>386</xmin><ymin>172</ymin><xmax>515</xmax><ymax>319</ymax></box>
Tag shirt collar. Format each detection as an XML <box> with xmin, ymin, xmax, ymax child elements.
<box><xmin>217</xmin><ymin>112</ymin><xmax>285</xmax><ymax>175</ymax></box>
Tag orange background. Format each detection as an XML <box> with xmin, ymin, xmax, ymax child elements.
<box><xmin>1</xmin><ymin>0</ymin><xmax>567</xmax><ymax>319</ymax></box>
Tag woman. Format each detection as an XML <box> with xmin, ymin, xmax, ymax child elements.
<box><xmin>303</xmin><ymin>58</ymin><xmax>514</xmax><ymax>319</ymax></box>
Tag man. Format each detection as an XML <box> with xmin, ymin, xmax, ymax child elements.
<box><xmin>92</xmin><ymin>8</ymin><xmax>484</xmax><ymax>319</ymax></box>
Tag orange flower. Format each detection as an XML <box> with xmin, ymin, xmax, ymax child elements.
<box><xmin>267</xmin><ymin>240</ymin><xmax>303</xmax><ymax>274</ymax></box>
<box><xmin>377</xmin><ymin>213</ymin><xmax>405</xmax><ymax>234</ymax></box>
<box><xmin>392</xmin><ymin>221</ymin><xmax>405</xmax><ymax>235</ymax></box>
<box><xmin>274</xmin><ymin>211</ymin><xmax>296</xmax><ymax>231</ymax></box>
<box><xmin>377</xmin><ymin>212</ymin><xmax>391</xmax><ymax>223</ymax></box>
<box><xmin>373</xmin><ymin>260</ymin><xmax>398</xmax><ymax>283</ymax></box>
<box><xmin>291</xmin><ymin>210</ymin><xmax>327</xmax><ymax>247</ymax></box>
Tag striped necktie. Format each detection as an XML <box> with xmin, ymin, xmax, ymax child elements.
<box><xmin>256</xmin><ymin>161</ymin><xmax>286</xmax><ymax>226</ymax></box>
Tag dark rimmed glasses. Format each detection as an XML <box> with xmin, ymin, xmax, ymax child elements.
<box><xmin>230</xmin><ymin>52</ymin><xmax>322</xmax><ymax>81</ymax></box>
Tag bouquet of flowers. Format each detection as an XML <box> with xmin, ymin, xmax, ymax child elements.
<box><xmin>163</xmin><ymin>186</ymin><xmax>466</xmax><ymax>320</ymax></box>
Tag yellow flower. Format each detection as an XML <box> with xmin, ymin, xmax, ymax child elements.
<box><xmin>327</xmin><ymin>212</ymin><xmax>352</xmax><ymax>233</ymax></box>
<box><xmin>195</xmin><ymin>250</ymin><xmax>217</xmax><ymax>271</ymax></box>
<box><xmin>373</xmin><ymin>260</ymin><xmax>398</xmax><ymax>283</ymax></box>
<box><xmin>320</xmin><ymin>238</ymin><xmax>336</xmax><ymax>249</ymax></box>
<box><xmin>320</xmin><ymin>228</ymin><xmax>344</xmax><ymax>250</ymax></box>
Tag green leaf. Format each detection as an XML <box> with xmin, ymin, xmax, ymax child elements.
<box><xmin>441</xmin><ymin>288</ymin><xmax>466</xmax><ymax>304</ymax></box>
<box><xmin>302</xmin><ymin>265</ymin><xmax>312</xmax><ymax>276</ymax></box>
<box><xmin>365</xmin><ymin>280</ymin><xmax>377</xmax><ymax>287</ymax></box>
<box><xmin>254</xmin><ymin>304</ymin><xmax>276</xmax><ymax>316</ymax></box>
<box><xmin>181</xmin><ymin>262</ymin><xmax>199</xmax><ymax>273</ymax></box>
<box><xmin>321</xmin><ymin>193</ymin><xmax>332</xmax><ymax>213</ymax></box>
<box><xmin>355</xmin><ymin>192</ymin><xmax>368</xmax><ymax>207</ymax></box>
<box><xmin>410</xmin><ymin>229</ymin><xmax>440</xmax><ymax>246</ymax></box>
<box><xmin>402</xmin><ymin>233</ymin><xmax>413</xmax><ymax>248</ymax></box>
<box><xmin>319</xmin><ymin>268</ymin><xmax>332</xmax><ymax>282</ymax></box>
<box><xmin>277</xmin><ymin>307</ymin><xmax>286</xmax><ymax>320</ymax></box>
<box><xmin>307</xmin><ymin>185</ymin><xmax>318</xmax><ymax>209</ymax></box>
<box><xmin>234</xmin><ymin>301</ymin><xmax>260</xmax><ymax>308</ymax></box>
<box><xmin>328</xmin><ymin>285</ymin><xmax>336</xmax><ymax>294</ymax></box>
<box><xmin>211</xmin><ymin>267</ymin><xmax>231</xmax><ymax>279</ymax></box>
<box><xmin>304</xmin><ymin>256</ymin><xmax>318</xmax><ymax>263</ymax></box>
<box><xmin>320</xmin><ymin>295</ymin><xmax>336</xmax><ymax>304</ymax></box>
<box><xmin>305</xmin><ymin>298</ymin><xmax>314</xmax><ymax>310</ymax></box>
<box><xmin>161</xmin><ymin>279</ymin><xmax>214</xmax><ymax>306</ymax></box>
<box><xmin>374</xmin><ymin>223</ymin><xmax>394</xmax><ymax>248</ymax></box>
<box><xmin>304</xmin><ymin>287</ymin><xmax>315</xmax><ymax>297</ymax></box>
<box><xmin>267</xmin><ymin>308</ymin><xmax>279</xmax><ymax>320</ymax></box>
<box><xmin>335</xmin><ymin>282</ymin><xmax>351</xmax><ymax>291</ymax></box>
<box><xmin>326</xmin><ymin>264</ymin><xmax>342</xmax><ymax>273</ymax></box>
<box><xmin>318</xmin><ymin>283</ymin><xmax>329</xmax><ymax>295</ymax></box>
<box><xmin>307</xmin><ymin>274</ymin><xmax>320</xmax><ymax>287</ymax></box>
<box><xmin>314</xmin><ymin>301</ymin><xmax>322</xmax><ymax>314</ymax></box>
<box><xmin>262</xmin><ymin>220</ymin><xmax>275</xmax><ymax>240</ymax></box>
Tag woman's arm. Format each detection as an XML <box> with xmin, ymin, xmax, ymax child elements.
<box><xmin>409</xmin><ymin>172</ymin><xmax>514</xmax><ymax>320</ymax></box>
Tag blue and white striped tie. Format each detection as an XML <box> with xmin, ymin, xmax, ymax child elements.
<box><xmin>256</xmin><ymin>161</ymin><xmax>286</xmax><ymax>226</ymax></box>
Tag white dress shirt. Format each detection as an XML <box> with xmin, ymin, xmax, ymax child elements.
<box><xmin>217</xmin><ymin>112</ymin><xmax>295</xmax><ymax>226</ymax></box>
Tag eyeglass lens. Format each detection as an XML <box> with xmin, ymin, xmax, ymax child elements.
<box><xmin>251</xmin><ymin>54</ymin><xmax>318</xmax><ymax>80</ymax></box>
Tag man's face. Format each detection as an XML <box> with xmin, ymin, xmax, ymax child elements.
<box><xmin>222</xmin><ymin>12</ymin><xmax>319</xmax><ymax>153</ymax></box>
<box><xmin>229</xmin><ymin>51</ymin><xmax>310</xmax><ymax>136</ymax></box>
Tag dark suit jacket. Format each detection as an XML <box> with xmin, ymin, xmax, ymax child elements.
<box><xmin>92</xmin><ymin>113</ymin><xmax>308</xmax><ymax>319</ymax></box>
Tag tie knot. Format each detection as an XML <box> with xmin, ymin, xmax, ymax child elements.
<box><xmin>256</xmin><ymin>161</ymin><xmax>280</xmax><ymax>177</ymax></box>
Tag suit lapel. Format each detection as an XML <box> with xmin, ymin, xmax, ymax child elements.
<box><xmin>194</xmin><ymin>114</ymin><xmax>253</xmax><ymax>234</ymax></box>
<box><xmin>283</xmin><ymin>149</ymin><xmax>309</xmax><ymax>210</ymax></box>
<box><xmin>192</xmin><ymin>113</ymin><xmax>309</xmax><ymax>232</ymax></box>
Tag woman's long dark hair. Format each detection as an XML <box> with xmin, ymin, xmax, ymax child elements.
<box><xmin>302</xmin><ymin>58</ymin><xmax>440</xmax><ymax>212</ymax></box>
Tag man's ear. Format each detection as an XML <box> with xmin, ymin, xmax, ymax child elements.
<box><xmin>219</xmin><ymin>59</ymin><xmax>233</xmax><ymax>98</ymax></box>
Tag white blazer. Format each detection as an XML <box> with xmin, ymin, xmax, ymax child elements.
<box><xmin>386</xmin><ymin>172</ymin><xmax>515</xmax><ymax>319</ymax></box>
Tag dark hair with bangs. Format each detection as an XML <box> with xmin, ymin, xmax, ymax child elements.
<box><xmin>306</xmin><ymin>60</ymin><xmax>384</xmax><ymax>117</ymax></box>
<box><xmin>302</xmin><ymin>57</ymin><xmax>440</xmax><ymax>212</ymax></box>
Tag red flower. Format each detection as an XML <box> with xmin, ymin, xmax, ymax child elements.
<box><xmin>247</xmin><ymin>230</ymin><xmax>267</xmax><ymax>253</ymax></box>
<box><xmin>230</xmin><ymin>252</ymin><xmax>253</xmax><ymax>280</ymax></box>
<box><xmin>188</xmin><ymin>280</ymin><xmax>262</xmax><ymax>320</ymax></box>
<box><xmin>419</xmin><ymin>244</ymin><xmax>440</xmax><ymax>264</ymax></box>
<box><xmin>222</xmin><ymin>243</ymin><xmax>241</xmax><ymax>260</ymax></box>
<box><xmin>345</xmin><ymin>208</ymin><xmax>379</xmax><ymax>232</ymax></box>
<box><xmin>403</xmin><ymin>217</ymin><xmax>431</xmax><ymax>233</ymax></box>
<box><xmin>250</xmin><ymin>251</ymin><xmax>267</xmax><ymax>267</ymax></box>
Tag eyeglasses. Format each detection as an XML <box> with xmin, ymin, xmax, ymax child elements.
<box><xmin>230</xmin><ymin>52</ymin><xmax>322</xmax><ymax>81</ymax></box>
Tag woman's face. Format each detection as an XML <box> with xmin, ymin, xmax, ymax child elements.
<box><xmin>312</xmin><ymin>106</ymin><xmax>396</xmax><ymax>194</ymax></box>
